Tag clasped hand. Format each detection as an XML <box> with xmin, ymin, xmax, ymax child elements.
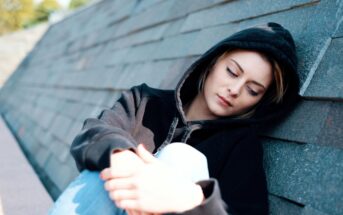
<box><xmin>100</xmin><ymin>144</ymin><xmax>204</xmax><ymax>215</ymax></box>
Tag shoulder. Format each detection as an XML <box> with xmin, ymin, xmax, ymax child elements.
<box><xmin>130</xmin><ymin>83</ymin><xmax>174</xmax><ymax>99</ymax></box>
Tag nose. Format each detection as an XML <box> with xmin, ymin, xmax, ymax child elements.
<box><xmin>228</xmin><ymin>81</ymin><xmax>244</xmax><ymax>97</ymax></box>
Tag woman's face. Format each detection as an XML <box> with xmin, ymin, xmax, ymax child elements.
<box><xmin>202</xmin><ymin>49</ymin><xmax>273</xmax><ymax>118</ymax></box>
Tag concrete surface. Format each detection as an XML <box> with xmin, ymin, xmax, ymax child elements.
<box><xmin>0</xmin><ymin>116</ymin><xmax>53</xmax><ymax>215</ymax></box>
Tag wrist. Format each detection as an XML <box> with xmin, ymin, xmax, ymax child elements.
<box><xmin>175</xmin><ymin>184</ymin><xmax>205</xmax><ymax>213</ymax></box>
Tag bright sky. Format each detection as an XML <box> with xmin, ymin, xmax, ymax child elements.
<box><xmin>34</xmin><ymin>0</ymin><xmax>71</xmax><ymax>8</ymax></box>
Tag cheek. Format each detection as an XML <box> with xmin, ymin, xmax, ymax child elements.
<box><xmin>204</xmin><ymin>74</ymin><xmax>217</xmax><ymax>93</ymax></box>
<box><xmin>238</xmin><ymin>94</ymin><xmax>262</xmax><ymax>109</ymax></box>
<box><xmin>207</xmin><ymin>69</ymin><xmax>228</xmax><ymax>86</ymax></box>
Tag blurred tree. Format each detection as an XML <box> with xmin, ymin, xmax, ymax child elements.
<box><xmin>33</xmin><ymin>0</ymin><xmax>61</xmax><ymax>23</ymax></box>
<box><xmin>0</xmin><ymin>0</ymin><xmax>35</xmax><ymax>35</ymax></box>
<box><xmin>69</xmin><ymin>0</ymin><xmax>89</xmax><ymax>10</ymax></box>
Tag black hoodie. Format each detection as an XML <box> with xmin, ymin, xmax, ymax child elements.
<box><xmin>71</xmin><ymin>22</ymin><xmax>300</xmax><ymax>215</ymax></box>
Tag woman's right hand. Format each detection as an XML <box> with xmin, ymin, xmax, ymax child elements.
<box><xmin>126</xmin><ymin>209</ymin><xmax>160</xmax><ymax>215</ymax></box>
<box><xmin>100</xmin><ymin>150</ymin><xmax>160</xmax><ymax>215</ymax></box>
<box><xmin>100</xmin><ymin>149</ymin><xmax>145</xmax><ymax>208</ymax></box>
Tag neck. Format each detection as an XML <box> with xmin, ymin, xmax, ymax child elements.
<box><xmin>183</xmin><ymin>93</ymin><xmax>216</xmax><ymax>121</ymax></box>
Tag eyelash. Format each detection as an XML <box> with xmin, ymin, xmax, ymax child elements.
<box><xmin>226</xmin><ymin>67</ymin><xmax>259</xmax><ymax>97</ymax></box>
<box><xmin>226</xmin><ymin>67</ymin><xmax>238</xmax><ymax>77</ymax></box>
<box><xmin>247</xmin><ymin>88</ymin><xmax>258</xmax><ymax>96</ymax></box>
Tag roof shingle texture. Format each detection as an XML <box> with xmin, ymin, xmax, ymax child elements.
<box><xmin>0</xmin><ymin>0</ymin><xmax>342</xmax><ymax>214</ymax></box>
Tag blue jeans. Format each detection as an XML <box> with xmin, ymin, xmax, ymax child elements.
<box><xmin>48</xmin><ymin>170</ymin><xmax>127</xmax><ymax>215</ymax></box>
<box><xmin>48</xmin><ymin>143</ymin><xmax>209</xmax><ymax>215</ymax></box>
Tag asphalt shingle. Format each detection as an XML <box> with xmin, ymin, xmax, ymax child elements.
<box><xmin>180</xmin><ymin>0</ymin><xmax>316</xmax><ymax>33</ymax></box>
<box><xmin>261</xmin><ymin>100</ymin><xmax>330</xmax><ymax>144</ymax></box>
<box><xmin>263</xmin><ymin>139</ymin><xmax>343</xmax><ymax>215</ymax></box>
<box><xmin>114</xmin><ymin>0</ymin><xmax>175</xmax><ymax>38</ymax></box>
<box><xmin>304</xmin><ymin>37</ymin><xmax>343</xmax><ymax>99</ymax></box>
<box><xmin>110</xmin><ymin>23</ymin><xmax>168</xmax><ymax>50</ymax></box>
<box><xmin>268</xmin><ymin>195</ymin><xmax>303</xmax><ymax>215</ymax></box>
<box><xmin>317</xmin><ymin>102</ymin><xmax>343</xmax><ymax>149</ymax></box>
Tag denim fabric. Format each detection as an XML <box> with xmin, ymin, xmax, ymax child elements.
<box><xmin>48</xmin><ymin>170</ymin><xmax>127</xmax><ymax>215</ymax></box>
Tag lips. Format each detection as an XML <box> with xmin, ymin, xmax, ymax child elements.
<box><xmin>217</xmin><ymin>94</ymin><xmax>233</xmax><ymax>107</ymax></box>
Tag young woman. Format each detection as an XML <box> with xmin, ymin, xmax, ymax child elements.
<box><xmin>49</xmin><ymin>22</ymin><xmax>300</xmax><ymax>215</ymax></box>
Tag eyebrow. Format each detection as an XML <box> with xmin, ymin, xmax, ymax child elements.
<box><xmin>230</xmin><ymin>59</ymin><xmax>267</xmax><ymax>90</ymax></box>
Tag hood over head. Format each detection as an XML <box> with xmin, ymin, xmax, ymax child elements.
<box><xmin>175</xmin><ymin>22</ymin><xmax>301</xmax><ymax>130</ymax></box>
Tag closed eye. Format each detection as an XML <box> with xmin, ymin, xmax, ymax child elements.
<box><xmin>226</xmin><ymin>67</ymin><xmax>238</xmax><ymax>77</ymax></box>
<box><xmin>247</xmin><ymin>87</ymin><xmax>258</xmax><ymax>96</ymax></box>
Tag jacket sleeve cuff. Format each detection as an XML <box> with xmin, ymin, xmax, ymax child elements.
<box><xmin>84</xmin><ymin>133</ymin><xmax>137</xmax><ymax>170</ymax></box>
<box><xmin>166</xmin><ymin>179</ymin><xmax>229</xmax><ymax>215</ymax></box>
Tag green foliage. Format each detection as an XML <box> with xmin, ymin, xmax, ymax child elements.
<box><xmin>33</xmin><ymin>0</ymin><xmax>61</xmax><ymax>23</ymax></box>
<box><xmin>69</xmin><ymin>0</ymin><xmax>89</xmax><ymax>10</ymax></box>
<box><xmin>0</xmin><ymin>0</ymin><xmax>61</xmax><ymax>35</ymax></box>
<box><xmin>0</xmin><ymin>0</ymin><xmax>35</xmax><ymax>35</ymax></box>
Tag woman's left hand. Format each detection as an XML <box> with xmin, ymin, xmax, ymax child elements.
<box><xmin>106</xmin><ymin>144</ymin><xmax>204</xmax><ymax>213</ymax></box>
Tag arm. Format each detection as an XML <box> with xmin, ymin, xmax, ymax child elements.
<box><xmin>70</xmin><ymin>84</ymin><xmax>144</xmax><ymax>171</ymax></box>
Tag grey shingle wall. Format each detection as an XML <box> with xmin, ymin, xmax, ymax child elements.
<box><xmin>0</xmin><ymin>0</ymin><xmax>342</xmax><ymax>214</ymax></box>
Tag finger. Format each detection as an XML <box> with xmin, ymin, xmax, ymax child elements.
<box><xmin>100</xmin><ymin>168</ymin><xmax>112</xmax><ymax>180</ymax></box>
<box><xmin>109</xmin><ymin>189</ymin><xmax>137</xmax><ymax>201</ymax></box>
<box><xmin>126</xmin><ymin>209</ymin><xmax>142</xmax><ymax>215</ymax></box>
<box><xmin>126</xmin><ymin>210</ymin><xmax>137</xmax><ymax>215</ymax></box>
<box><xmin>104</xmin><ymin>177</ymin><xmax>136</xmax><ymax>191</ymax></box>
<box><xmin>117</xmin><ymin>199</ymin><xmax>140</xmax><ymax>210</ymax></box>
<box><xmin>112</xmin><ymin>169</ymin><xmax>135</xmax><ymax>178</ymax></box>
<box><xmin>136</xmin><ymin>144</ymin><xmax>156</xmax><ymax>164</ymax></box>
<box><xmin>110</xmin><ymin>162</ymin><xmax>136</xmax><ymax>178</ymax></box>
<box><xmin>102</xmin><ymin>167</ymin><xmax>130</xmax><ymax>180</ymax></box>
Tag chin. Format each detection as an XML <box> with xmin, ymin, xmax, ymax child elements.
<box><xmin>210</xmin><ymin>108</ymin><xmax>233</xmax><ymax>118</ymax></box>
<box><xmin>207</xmin><ymin>100</ymin><xmax>236</xmax><ymax>118</ymax></box>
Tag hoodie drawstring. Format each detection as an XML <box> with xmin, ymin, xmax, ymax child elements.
<box><xmin>181</xmin><ymin>124</ymin><xmax>201</xmax><ymax>143</ymax></box>
<box><xmin>154</xmin><ymin>117</ymin><xmax>179</xmax><ymax>155</ymax></box>
<box><xmin>154</xmin><ymin>117</ymin><xmax>203</xmax><ymax>156</ymax></box>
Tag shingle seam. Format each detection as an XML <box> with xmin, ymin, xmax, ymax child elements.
<box><xmin>300</xmin><ymin>38</ymin><xmax>332</xmax><ymax>96</ymax></box>
<box><xmin>269</xmin><ymin>193</ymin><xmax>305</xmax><ymax>207</ymax></box>
<box><xmin>231</xmin><ymin>0</ymin><xmax>320</xmax><ymax>24</ymax></box>
<box><xmin>333</xmin><ymin>13</ymin><xmax>343</xmax><ymax>37</ymax></box>
<box><xmin>260</xmin><ymin>134</ymin><xmax>308</xmax><ymax>145</ymax></box>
